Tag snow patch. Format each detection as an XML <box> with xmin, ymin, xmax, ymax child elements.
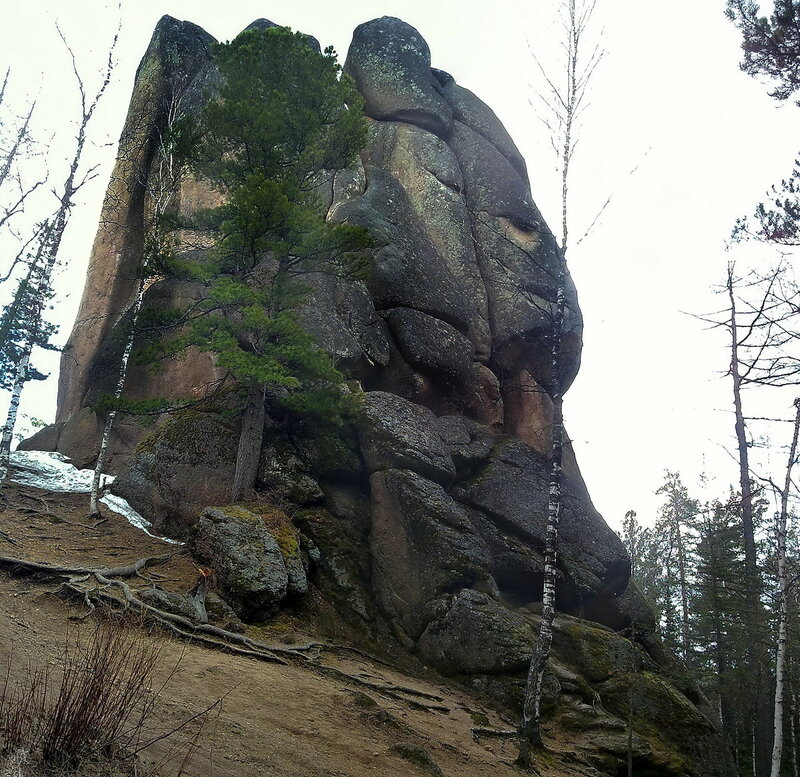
<box><xmin>9</xmin><ymin>450</ymin><xmax>112</xmax><ymax>492</ymax></box>
<box><xmin>100</xmin><ymin>493</ymin><xmax>181</xmax><ymax>545</ymax></box>
<box><xmin>8</xmin><ymin>451</ymin><xmax>182</xmax><ymax>546</ymax></box>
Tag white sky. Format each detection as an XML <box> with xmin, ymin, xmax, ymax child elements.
<box><xmin>1</xmin><ymin>0</ymin><xmax>798</xmax><ymax>531</ymax></box>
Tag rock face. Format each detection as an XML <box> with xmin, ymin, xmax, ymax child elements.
<box><xmin>37</xmin><ymin>15</ymin><xmax>733</xmax><ymax>777</ymax></box>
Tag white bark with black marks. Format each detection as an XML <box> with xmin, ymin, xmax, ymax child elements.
<box><xmin>770</xmin><ymin>397</ymin><xmax>800</xmax><ymax>777</ymax></box>
<box><xmin>89</xmin><ymin>279</ymin><xmax>146</xmax><ymax>515</ymax></box>
<box><xmin>0</xmin><ymin>351</ymin><xmax>29</xmax><ymax>481</ymax></box>
<box><xmin>518</xmin><ymin>271</ymin><xmax>566</xmax><ymax>765</ymax></box>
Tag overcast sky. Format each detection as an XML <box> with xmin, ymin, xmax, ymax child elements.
<box><xmin>2</xmin><ymin>0</ymin><xmax>798</xmax><ymax>530</ymax></box>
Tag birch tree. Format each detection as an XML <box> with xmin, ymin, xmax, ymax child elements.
<box><xmin>518</xmin><ymin>254</ymin><xmax>567</xmax><ymax>764</ymax></box>
<box><xmin>517</xmin><ymin>0</ymin><xmax>604</xmax><ymax>764</ymax></box>
<box><xmin>529</xmin><ymin>0</ymin><xmax>605</xmax><ymax>256</ymax></box>
<box><xmin>88</xmin><ymin>276</ymin><xmax>145</xmax><ymax>516</ymax></box>
<box><xmin>0</xmin><ymin>70</ymin><xmax>44</xmax><ymax>282</ymax></box>
<box><xmin>0</xmin><ymin>29</ymin><xmax>115</xmax><ymax>484</ymax></box>
<box><xmin>770</xmin><ymin>397</ymin><xmax>800</xmax><ymax>777</ymax></box>
<box><xmin>88</xmin><ymin>78</ymin><xmax>187</xmax><ymax>517</ymax></box>
<box><xmin>698</xmin><ymin>262</ymin><xmax>798</xmax><ymax>610</ymax></box>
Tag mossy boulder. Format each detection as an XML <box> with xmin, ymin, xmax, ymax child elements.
<box><xmin>189</xmin><ymin>505</ymin><xmax>307</xmax><ymax>620</ymax></box>
<box><xmin>597</xmin><ymin>671</ymin><xmax>729</xmax><ymax>777</ymax></box>
<box><xmin>257</xmin><ymin>445</ymin><xmax>324</xmax><ymax>505</ymax></box>
<box><xmin>344</xmin><ymin>16</ymin><xmax>453</xmax><ymax>136</ymax></box>
<box><xmin>552</xmin><ymin>618</ymin><xmax>641</xmax><ymax>684</ymax></box>
<box><xmin>357</xmin><ymin>391</ymin><xmax>456</xmax><ymax>483</ymax></box>
<box><xmin>112</xmin><ymin>410</ymin><xmax>237</xmax><ymax>535</ymax></box>
<box><xmin>416</xmin><ymin>590</ymin><xmax>535</xmax><ymax>674</ymax></box>
<box><xmin>369</xmin><ymin>469</ymin><xmax>495</xmax><ymax>641</ymax></box>
<box><xmin>258</xmin><ymin>505</ymin><xmax>307</xmax><ymax>596</ymax></box>
<box><xmin>297</xmin><ymin>508</ymin><xmax>375</xmax><ymax>623</ymax></box>
<box><xmin>293</xmin><ymin>430</ymin><xmax>365</xmax><ymax>482</ymax></box>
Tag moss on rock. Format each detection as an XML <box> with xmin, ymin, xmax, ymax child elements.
<box><xmin>552</xmin><ymin>618</ymin><xmax>640</xmax><ymax>684</ymax></box>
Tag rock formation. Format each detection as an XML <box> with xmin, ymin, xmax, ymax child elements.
<box><xmin>23</xmin><ymin>15</ymin><xmax>734</xmax><ymax>776</ymax></box>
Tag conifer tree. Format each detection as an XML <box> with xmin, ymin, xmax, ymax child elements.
<box><xmin>656</xmin><ymin>471</ymin><xmax>699</xmax><ymax>663</ymax></box>
<box><xmin>693</xmin><ymin>498</ymin><xmax>752</xmax><ymax>753</ymax></box>
<box><xmin>138</xmin><ymin>26</ymin><xmax>370</xmax><ymax>502</ymax></box>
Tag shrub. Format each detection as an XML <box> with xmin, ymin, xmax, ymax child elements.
<box><xmin>0</xmin><ymin>615</ymin><xmax>214</xmax><ymax>775</ymax></box>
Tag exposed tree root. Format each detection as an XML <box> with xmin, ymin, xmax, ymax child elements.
<box><xmin>472</xmin><ymin>727</ymin><xmax>519</xmax><ymax>739</ymax></box>
<box><xmin>0</xmin><ymin>553</ymin><xmax>174</xmax><ymax>578</ymax></box>
<box><xmin>0</xmin><ymin>552</ymin><xmax>452</xmax><ymax>713</ymax></box>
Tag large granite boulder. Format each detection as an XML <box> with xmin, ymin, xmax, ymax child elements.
<box><xmin>111</xmin><ymin>410</ymin><xmax>238</xmax><ymax>535</ymax></box>
<box><xmin>58</xmin><ymin>15</ymin><xmax>219</xmax><ymax>425</ymax></box>
<box><xmin>369</xmin><ymin>469</ymin><xmax>495</xmax><ymax>641</ymax></box>
<box><xmin>357</xmin><ymin>391</ymin><xmax>455</xmax><ymax>482</ymax></box>
<box><xmin>38</xmin><ymin>15</ymin><xmax>734</xmax><ymax>777</ymax></box>
<box><xmin>416</xmin><ymin>589</ymin><xmax>535</xmax><ymax>674</ymax></box>
<box><xmin>344</xmin><ymin>17</ymin><xmax>452</xmax><ymax>136</ymax></box>
<box><xmin>189</xmin><ymin>506</ymin><xmax>298</xmax><ymax>620</ymax></box>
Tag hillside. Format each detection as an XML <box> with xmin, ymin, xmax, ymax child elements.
<box><xmin>2</xmin><ymin>473</ymin><xmax>614</xmax><ymax>777</ymax></box>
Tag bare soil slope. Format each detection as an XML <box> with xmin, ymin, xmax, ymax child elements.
<box><xmin>0</xmin><ymin>481</ymin><xmax>600</xmax><ymax>777</ymax></box>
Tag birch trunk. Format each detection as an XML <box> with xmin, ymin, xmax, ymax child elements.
<box><xmin>0</xmin><ymin>350</ymin><xmax>29</xmax><ymax>481</ymax></box>
<box><xmin>516</xmin><ymin>1</ymin><xmax>601</xmax><ymax>762</ymax></box>
<box><xmin>770</xmin><ymin>398</ymin><xmax>800</xmax><ymax>777</ymax></box>
<box><xmin>89</xmin><ymin>279</ymin><xmax>146</xmax><ymax>515</ymax></box>
<box><xmin>517</xmin><ymin>272</ymin><xmax>566</xmax><ymax>766</ymax></box>
<box><xmin>230</xmin><ymin>384</ymin><xmax>267</xmax><ymax>502</ymax></box>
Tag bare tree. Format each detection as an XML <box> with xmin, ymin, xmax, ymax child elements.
<box><xmin>89</xmin><ymin>84</ymin><xmax>187</xmax><ymax>517</ymax></box>
<box><xmin>770</xmin><ymin>397</ymin><xmax>800</xmax><ymax>777</ymax></box>
<box><xmin>517</xmin><ymin>0</ymin><xmax>604</xmax><ymax>765</ymax></box>
<box><xmin>0</xmin><ymin>26</ymin><xmax>117</xmax><ymax>483</ymax></box>
<box><xmin>696</xmin><ymin>261</ymin><xmax>800</xmax><ymax>775</ymax></box>
<box><xmin>0</xmin><ymin>69</ymin><xmax>44</xmax><ymax>271</ymax></box>
<box><xmin>529</xmin><ymin>0</ymin><xmax>605</xmax><ymax>255</ymax></box>
<box><xmin>698</xmin><ymin>262</ymin><xmax>800</xmax><ymax>585</ymax></box>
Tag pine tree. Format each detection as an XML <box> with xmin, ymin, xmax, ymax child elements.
<box><xmin>693</xmin><ymin>498</ymin><xmax>752</xmax><ymax>755</ymax></box>
<box><xmin>726</xmin><ymin>1</ymin><xmax>800</xmax><ymax>103</ymax></box>
<box><xmin>0</xmin><ymin>236</ymin><xmax>58</xmax><ymax>390</ymax></box>
<box><xmin>655</xmin><ymin>471</ymin><xmax>699</xmax><ymax>663</ymax></box>
<box><xmin>135</xmin><ymin>26</ymin><xmax>370</xmax><ymax>501</ymax></box>
<box><xmin>727</xmin><ymin>2</ymin><xmax>800</xmax><ymax>246</ymax></box>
